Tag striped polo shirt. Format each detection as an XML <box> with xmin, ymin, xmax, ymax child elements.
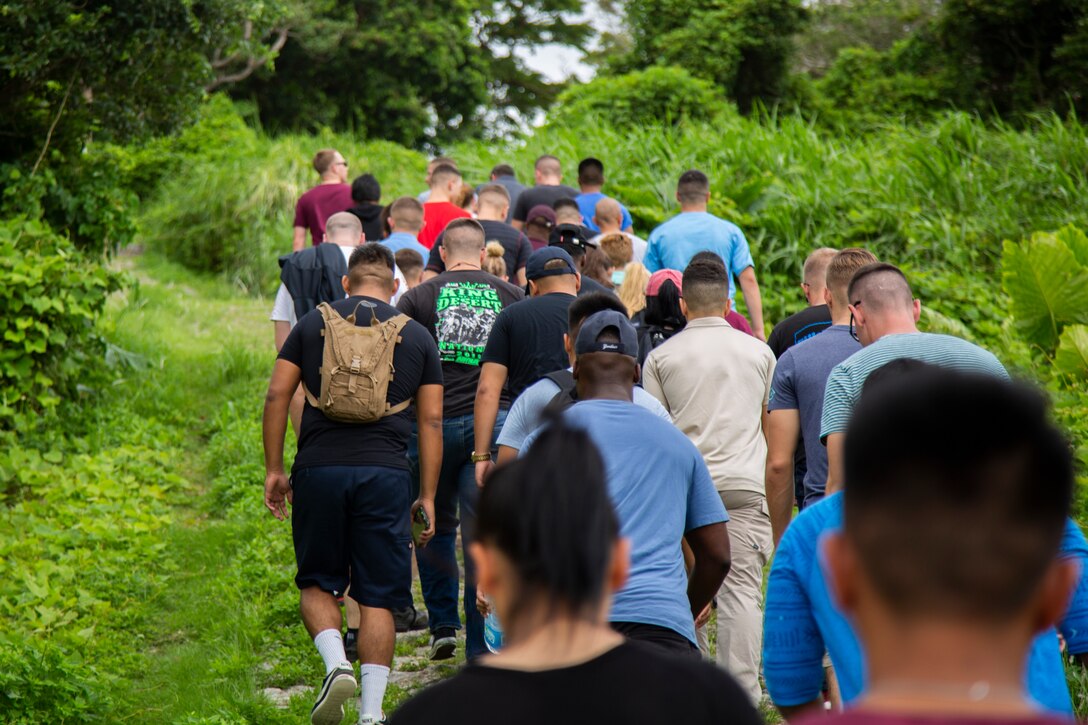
<box><xmin>819</xmin><ymin>332</ymin><xmax>1009</xmax><ymax>440</ymax></box>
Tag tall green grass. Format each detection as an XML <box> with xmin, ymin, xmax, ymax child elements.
<box><xmin>141</xmin><ymin>105</ymin><xmax>1088</xmax><ymax>330</ymax></box>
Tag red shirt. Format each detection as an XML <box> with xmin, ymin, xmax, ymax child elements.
<box><xmin>294</xmin><ymin>184</ymin><xmax>354</xmax><ymax>246</ymax></box>
<box><xmin>420</xmin><ymin>201</ymin><xmax>470</xmax><ymax>249</ymax></box>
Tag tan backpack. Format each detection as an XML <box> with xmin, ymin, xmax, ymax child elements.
<box><xmin>302</xmin><ymin>301</ymin><xmax>413</xmax><ymax>423</ymax></box>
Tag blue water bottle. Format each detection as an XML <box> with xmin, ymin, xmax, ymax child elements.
<box><xmin>483</xmin><ymin>601</ymin><xmax>503</xmax><ymax>653</ymax></box>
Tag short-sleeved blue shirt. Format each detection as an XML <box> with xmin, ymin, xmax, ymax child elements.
<box><xmin>576</xmin><ymin>192</ymin><xmax>633</xmax><ymax>233</ymax></box>
<box><xmin>763</xmin><ymin>493</ymin><xmax>1088</xmax><ymax>714</ymax></box>
<box><xmin>643</xmin><ymin>212</ymin><xmax>754</xmax><ymax>300</ymax></box>
<box><xmin>522</xmin><ymin>399</ymin><xmax>728</xmax><ymax>644</ymax></box>
<box><xmin>768</xmin><ymin>326</ymin><xmax>860</xmax><ymax>507</ymax></box>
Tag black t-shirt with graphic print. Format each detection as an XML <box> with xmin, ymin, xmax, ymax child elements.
<box><xmin>398</xmin><ymin>270</ymin><xmax>525</xmax><ymax>418</ymax></box>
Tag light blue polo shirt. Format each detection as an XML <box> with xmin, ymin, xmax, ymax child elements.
<box><xmin>576</xmin><ymin>192</ymin><xmax>633</xmax><ymax>233</ymax></box>
<box><xmin>643</xmin><ymin>212</ymin><xmax>754</xmax><ymax>300</ymax></box>
<box><xmin>522</xmin><ymin>399</ymin><xmax>727</xmax><ymax>643</ymax></box>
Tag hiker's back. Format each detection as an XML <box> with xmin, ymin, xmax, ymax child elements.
<box><xmin>277</xmin><ymin>295</ymin><xmax>443</xmax><ymax>472</ymax></box>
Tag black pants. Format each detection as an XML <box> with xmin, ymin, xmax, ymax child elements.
<box><xmin>611</xmin><ymin>621</ymin><xmax>700</xmax><ymax>658</ymax></box>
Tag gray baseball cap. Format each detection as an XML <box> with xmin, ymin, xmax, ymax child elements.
<box><xmin>574</xmin><ymin>310</ymin><xmax>638</xmax><ymax>358</ymax></box>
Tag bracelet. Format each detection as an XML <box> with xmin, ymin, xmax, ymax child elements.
<box><xmin>470</xmin><ymin>452</ymin><xmax>492</xmax><ymax>463</ymax></box>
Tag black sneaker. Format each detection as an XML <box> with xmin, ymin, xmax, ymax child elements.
<box><xmin>429</xmin><ymin>627</ymin><xmax>457</xmax><ymax>660</ymax></box>
<box><xmin>311</xmin><ymin>664</ymin><xmax>356</xmax><ymax>725</ymax></box>
<box><xmin>393</xmin><ymin>606</ymin><xmax>429</xmax><ymax>633</ymax></box>
<box><xmin>344</xmin><ymin>629</ymin><xmax>358</xmax><ymax>663</ymax></box>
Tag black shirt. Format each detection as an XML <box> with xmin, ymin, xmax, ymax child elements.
<box><xmin>511</xmin><ymin>184</ymin><xmax>579</xmax><ymax>222</ymax></box>
<box><xmin>578</xmin><ymin>274</ymin><xmax>614</xmax><ymax>297</ymax></box>
<box><xmin>278</xmin><ymin>296</ymin><xmax>443</xmax><ymax>472</ymax></box>
<box><xmin>397</xmin><ymin>270</ymin><xmax>525</xmax><ymax>418</ymax></box>
<box><xmin>481</xmin><ymin>292</ymin><xmax>574</xmax><ymax>398</ymax></box>
<box><xmin>387</xmin><ymin>641</ymin><xmax>763</xmax><ymax>725</ymax></box>
<box><xmin>426</xmin><ymin>220</ymin><xmax>534</xmax><ymax>284</ymax></box>
<box><xmin>767</xmin><ymin>304</ymin><xmax>833</xmax><ymax>359</ymax></box>
<box><xmin>347</xmin><ymin>203</ymin><xmax>385</xmax><ymax>243</ymax></box>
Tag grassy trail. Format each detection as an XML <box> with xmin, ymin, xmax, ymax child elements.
<box><xmin>100</xmin><ymin>254</ymin><xmax>453</xmax><ymax>723</ymax></box>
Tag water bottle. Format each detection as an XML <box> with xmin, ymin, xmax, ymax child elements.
<box><xmin>483</xmin><ymin>601</ymin><xmax>503</xmax><ymax>653</ymax></box>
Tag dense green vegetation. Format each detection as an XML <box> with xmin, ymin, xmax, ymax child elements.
<box><xmin>3</xmin><ymin>0</ymin><xmax>1088</xmax><ymax>719</ymax></box>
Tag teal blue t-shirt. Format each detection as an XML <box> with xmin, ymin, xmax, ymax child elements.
<box><xmin>643</xmin><ymin>212</ymin><xmax>754</xmax><ymax>301</ymax></box>
<box><xmin>762</xmin><ymin>493</ymin><xmax>1088</xmax><ymax>714</ymax></box>
<box><xmin>820</xmin><ymin>332</ymin><xmax>1009</xmax><ymax>440</ymax></box>
<box><xmin>522</xmin><ymin>399</ymin><xmax>728</xmax><ymax>643</ymax></box>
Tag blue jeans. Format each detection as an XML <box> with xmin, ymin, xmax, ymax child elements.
<box><xmin>408</xmin><ymin>409</ymin><xmax>507</xmax><ymax>661</ymax></box>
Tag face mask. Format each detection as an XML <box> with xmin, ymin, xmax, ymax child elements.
<box><xmin>611</xmin><ymin>270</ymin><xmax>626</xmax><ymax>286</ymax></box>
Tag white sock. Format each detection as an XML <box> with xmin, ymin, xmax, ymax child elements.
<box><xmin>359</xmin><ymin>664</ymin><xmax>390</xmax><ymax>719</ymax></box>
<box><xmin>313</xmin><ymin>629</ymin><xmax>348</xmax><ymax>673</ymax></box>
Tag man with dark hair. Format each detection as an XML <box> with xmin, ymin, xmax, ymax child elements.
<box><xmin>425</xmin><ymin>184</ymin><xmax>533</xmax><ymax>286</ymax></box>
<box><xmin>643</xmin><ymin>258</ymin><xmax>776</xmax><ymax>704</ymax></box>
<box><xmin>495</xmin><ymin>292</ymin><xmax>671</xmax><ymax>460</ymax></box>
<box><xmin>476</xmin><ymin>163</ymin><xmax>525</xmax><ymax>222</ymax></box>
<box><xmin>821</xmin><ymin>262</ymin><xmax>1009</xmax><ymax>495</ymax></box>
<box><xmin>293</xmin><ymin>149</ymin><xmax>353</xmax><ymax>251</ymax></box>
<box><xmin>510</xmin><ymin>155</ymin><xmax>578</xmax><ymax>230</ymax></box>
<box><xmin>398</xmin><ymin>218</ymin><xmax>524</xmax><ymax>662</ymax></box>
<box><xmin>473</xmin><ymin>248</ymin><xmax>581</xmax><ymax>485</ymax></box>
<box><xmin>767</xmin><ymin>247</ymin><xmax>838</xmax><ymax>358</ymax></box>
<box><xmin>766</xmin><ymin>248</ymin><xmax>877</xmax><ymax>545</ymax></box>
<box><xmin>381</xmin><ymin>197</ymin><xmax>429</xmax><ymax>258</ymax></box>
<box><xmin>521</xmin><ymin>310</ymin><xmax>730</xmax><ymax>655</ymax></box>
<box><xmin>644</xmin><ymin>169</ymin><xmax>765</xmax><ymax>340</ymax></box>
<box><xmin>764</xmin><ymin>367</ymin><xmax>1088</xmax><ymax>722</ymax></box>
<box><xmin>420</xmin><ymin>165</ymin><xmax>470</xmax><ymax>249</ymax></box>
<box><xmin>574</xmin><ymin>157</ymin><xmax>633</xmax><ymax>234</ymax></box>
<box><xmin>262</xmin><ymin>242</ymin><xmax>443</xmax><ymax>725</ymax></box>
<box><xmin>347</xmin><ymin>173</ymin><xmax>384</xmax><ymax>242</ymax></box>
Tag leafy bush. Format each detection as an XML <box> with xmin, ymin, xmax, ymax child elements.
<box><xmin>0</xmin><ymin>217</ymin><xmax>125</xmax><ymax>433</ymax></box>
<box><xmin>140</xmin><ymin>113</ymin><xmax>426</xmax><ymax>293</ymax></box>
<box><xmin>1002</xmin><ymin>226</ymin><xmax>1088</xmax><ymax>354</ymax></box>
<box><xmin>554</xmin><ymin>67</ymin><xmax>735</xmax><ymax>127</ymax></box>
<box><xmin>0</xmin><ymin>634</ymin><xmax>111</xmax><ymax>723</ymax></box>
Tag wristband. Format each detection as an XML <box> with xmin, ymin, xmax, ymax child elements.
<box><xmin>470</xmin><ymin>452</ymin><xmax>492</xmax><ymax>463</ymax></box>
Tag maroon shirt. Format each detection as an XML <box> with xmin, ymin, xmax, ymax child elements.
<box><xmin>799</xmin><ymin>711</ymin><xmax>1072</xmax><ymax>725</ymax></box>
<box><xmin>294</xmin><ymin>183</ymin><xmax>354</xmax><ymax>246</ymax></box>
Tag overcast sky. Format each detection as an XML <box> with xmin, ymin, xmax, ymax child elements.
<box><xmin>513</xmin><ymin>3</ymin><xmax>610</xmax><ymax>83</ymax></box>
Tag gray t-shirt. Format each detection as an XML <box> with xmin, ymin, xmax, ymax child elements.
<box><xmin>497</xmin><ymin>372</ymin><xmax>671</xmax><ymax>452</ymax></box>
<box><xmin>767</xmin><ymin>326</ymin><xmax>859</xmax><ymax>507</ymax></box>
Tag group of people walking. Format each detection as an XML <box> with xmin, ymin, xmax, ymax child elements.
<box><xmin>262</xmin><ymin>149</ymin><xmax>1086</xmax><ymax>725</ymax></box>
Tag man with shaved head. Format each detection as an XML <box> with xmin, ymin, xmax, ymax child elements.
<box><xmin>767</xmin><ymin>247</ymin><xmax>838</xmax><ymax>358</ymax></box>
<box><xmin>398</xmin><ymin>218</ymin><xmax>524</xmax><ymax>662</ymax></box>
<box><xmin>820</xmin><ymin>262</ymin><xmax>1008</xmax><ymax>495</ymax></box>
<box><xmin>510</xmin><ymin>155</ymin><xmax>578</xmax><ymax>230</ymax></box>
<box><xmin>424</xmin><ymin>184</ymin><xmax>534</xmax><ymax>285</ymax></box>
<box><xmin>590</xmin><ymin>197</ymin><xmax>647</xmax><ymax>263</ymax></box>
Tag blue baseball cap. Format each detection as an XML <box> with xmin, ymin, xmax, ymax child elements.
<box><xmin>575</xmin><ymin>310</ymin><xmax>638</xmax><ymax>358</ymax></box>
<box><xmin>526</xmin><ymin>247</ymin><xmax>578</xmax><ymax>281</ymax></box>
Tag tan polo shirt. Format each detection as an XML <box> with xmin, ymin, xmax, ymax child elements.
<box><xmin>643</xmin><ymin>317</ymin><xmax>775</xmax><ymax>495</ymax></box>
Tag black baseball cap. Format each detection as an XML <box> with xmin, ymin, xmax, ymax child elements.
<box><xmin>549</xmin><ymin>223</ymin><xmax>595</xmax><ymax>254</ymax></box>
<box><xmin>575</xmin><ymin>310</ymin><xmax>638</xmax><ymax>358</ymax></box>
<box><xmin>526</xmin><ymin>247</ymin><xmax>578</xmax><ymax>281</ymax></box>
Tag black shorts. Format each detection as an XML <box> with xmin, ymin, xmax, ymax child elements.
<box><xmin>291</xmin><ymin>464</ymin><xmax>413</xmax><ymax>610</ymax></box>
<box><xmin>611</xmin><ymin>621</ymin><xmax>700</xmax><ymax>658</ymax></box>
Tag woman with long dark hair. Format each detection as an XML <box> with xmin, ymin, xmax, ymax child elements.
<box><xmin>633</xmin><ymin>269</ymin><xmax>686</xmax><ymax>365</ymax></box>
<box><xmin>389</xmin><ymin>422</ymin><xmax>761</xmax><ymax>725</ymax></box>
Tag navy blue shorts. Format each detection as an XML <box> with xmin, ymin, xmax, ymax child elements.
<box><xmin>290</xmin><ymin>464</ymin><xmax>413</xmax><ymax>610</ymax></box>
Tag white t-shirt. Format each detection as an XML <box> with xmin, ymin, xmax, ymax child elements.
<box><xmin>269</xmin><ymin>244</ymin><xmax>407</xmax><ymax>325</ymax></box>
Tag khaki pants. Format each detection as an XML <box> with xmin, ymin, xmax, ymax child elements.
<box><xmin>716</xmin><ymin>490</ymin><xmax>773</xmax><ymax>706</ymax></box>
